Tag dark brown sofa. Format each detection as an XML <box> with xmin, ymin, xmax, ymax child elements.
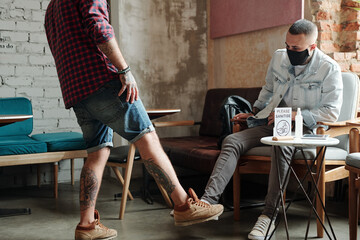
<box><xmin>159</xmin><ymin>87</ymin><xmax>262</xmax><ymax>174</ymax></box>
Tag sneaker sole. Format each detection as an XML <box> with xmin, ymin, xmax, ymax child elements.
<box><xmin>75</xmin><ymin>233</ymin><xmax>117</xmax><ymax>240</ymax></box>
<box><xmin>174</xmin><ymin>209</ymin><xmax>224</xmax><ymax>227</ymax></box>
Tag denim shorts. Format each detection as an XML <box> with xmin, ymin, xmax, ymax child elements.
<box><xmin>73</xmin><ymin>80</ymin><xmax>154</xmax><ymax>153</ymax></box>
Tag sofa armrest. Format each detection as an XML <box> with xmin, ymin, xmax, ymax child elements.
<box><xmin>152</xmin><ymin>120</ymin><xmax>199</xmax><ymax>128</ymax></box>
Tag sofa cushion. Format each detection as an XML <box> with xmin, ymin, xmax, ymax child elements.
<box><xmin>0</xmin><ymin>135</ymin><xmax>47</xmax><ymax>155</ymax></box>
<box><xmin>0</xmin><ymin>97</ymin><xmax>33</xmax><ymax>137</ymax></box>
<box><xmin>160</xmin><ymin>136</ymin><xmax>220</xmax><ymax>174</ymax></box>
<box><xmin>31</xmin><ymin>132</ymin><xmax>86</xmax><ymax>152</ymax></box>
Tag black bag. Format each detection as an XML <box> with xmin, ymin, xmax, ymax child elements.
<box><xmin>218</xmin><ymin>95</ymin><xmax>252</xmax><ymax>148</ymax></box>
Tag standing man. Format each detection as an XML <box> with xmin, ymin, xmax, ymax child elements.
<box><xmin>45</xmin><ymin>1</ymin><xmax>223</xmax><ymax>240</ymax></box>
<box><xmin>198</xmin><ymin>19</ymin><xmax>342</xmax><ymax>240</ymax></box>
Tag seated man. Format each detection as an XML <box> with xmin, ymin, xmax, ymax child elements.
<box><xmin>199</xmin><ymin>19</ymin><xmax>343</xmax><ymax>240</ymax></box>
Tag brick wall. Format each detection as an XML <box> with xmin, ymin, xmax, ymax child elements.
<box><xmin>312</xmin><ymin>0</ymin><xmax>360</xmax><ymax>74</ymax></box>
<box><xmin>0</xmin><ymin>0</ymin><xmax>83</xmax><ymax>188</ymax></box>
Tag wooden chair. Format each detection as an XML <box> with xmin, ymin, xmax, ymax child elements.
<box><xmin>106</xmin><ymin>144</ymin><xmax>173</xmax><ymax>219</ymax></box>
<box><xmin>345</xmin><ymin>126</ymin><xmax>360</xmax><ymax>240</ymax></box>
<box><xmin>233</xmin><ymin>72</ymin><xmax>360</xmax><ymax>238</ymax></box>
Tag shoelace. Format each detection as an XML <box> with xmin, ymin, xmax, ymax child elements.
<box><xmin>95</xmin><ymin>219</ymin><xmax>109</xmax><ymax>230</ymax></box>
<box><xmin>189</xmin><ymin>198</ymin><xmax>210</xmax><ymax>208</ymax></box>
<box><xmin>253</xmin><ymin>217</ymin><xmax>271</xmax><ymax>234</ymax></box>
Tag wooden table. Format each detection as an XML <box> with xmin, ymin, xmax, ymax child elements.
<box><xmin>0</xmin><ymin>114</ymin><xmax>33</xmax><ymax>217</ymax></box>
<box><xmin>0</xmin><ymin>114</ymin><xmax>32</xmax><ymax>126</ymax></box>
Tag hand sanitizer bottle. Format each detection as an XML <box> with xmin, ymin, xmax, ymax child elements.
<box><xmin>295</xmin><ymin>108</ymin><xmax>303</xmax><ymax>139</ymax></box>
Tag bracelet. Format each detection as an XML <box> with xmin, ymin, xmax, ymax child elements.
<box><xmin>117</xmin><ymin>66</ymin><xmax>130</xmax><ymax>75</ymax></box>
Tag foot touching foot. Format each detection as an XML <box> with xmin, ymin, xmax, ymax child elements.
<box><xmin>248</xmin><ymin>214</ymin><xmax>275</xmax><ymax>240</ymax></box>
<box><xmin>173</xmin><ymin>188</ymin><xmax>223</xmax><ymax>226</ymax></box>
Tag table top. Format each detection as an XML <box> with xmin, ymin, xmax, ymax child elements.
<box><xmin>146</xmin><ymin>109</ymin><xmax>180</xmax><ymax>120</ymax></box>
<box><xmin>0</xmin><ymin>114</ymin><xmax>33</xmax><ymax>124</ymax></box>
<box><xmin>261</xmin><ymin>136</ymin><xmax>340</xmax><ymax>147</ymax></box>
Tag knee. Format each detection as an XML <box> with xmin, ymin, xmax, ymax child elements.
<box><xmin>221</xmin><ymin>134</ymin><xmax>243</xmax><ymax>154</ymax></box>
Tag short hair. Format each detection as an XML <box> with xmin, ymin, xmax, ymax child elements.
<box><xmin>289</xmin><ymin>19</ymin><xmax>318</xmax><ymax>37</ymax></box>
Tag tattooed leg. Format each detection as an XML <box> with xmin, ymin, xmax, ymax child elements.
<box><xmin>79</xmin><ymin>167</ymin><xmax>99</xmax><ymax>211</ymax></box>
<box><xmin>143</xmin><ymin>158</ymin><xmax>176</xmax><ymax>196</ymax></box>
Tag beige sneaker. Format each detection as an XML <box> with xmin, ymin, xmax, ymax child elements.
<box><xmin>248</xmin><ymin>214</ymin><xmax>275</xmax><ymax>240</ymax></box>
<box><xmin>75</xmin><ymin>210</ymin><xmax>117</xmax><ymax>240</ymax></box>
<box><xmin>173</xmin><ymin>188</ymin><xmax>224</xmax><ymax>226</ymax></box>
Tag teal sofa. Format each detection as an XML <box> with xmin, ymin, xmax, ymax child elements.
<box><xmin>0</xmin><ymin>97</ymin><xmax>87</xmax><ymax>198</ymax></box>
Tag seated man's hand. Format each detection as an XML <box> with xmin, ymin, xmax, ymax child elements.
<box><xmin>231</xmin><ymin>112</ymin><xmax>253</xmax><ymax>123</ymax></box>
<box><xmin>267</xmin><ymin>112</ymin><xmax>274</xmax><ymax>125</ymax></box>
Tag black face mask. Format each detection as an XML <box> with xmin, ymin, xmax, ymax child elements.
<box><xmin>287</xmin><ymin>48</ymin><xmax>310</xmax><ymax>66</ymax></box>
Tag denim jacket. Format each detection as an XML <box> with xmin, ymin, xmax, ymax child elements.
<box><xmin>253</xmin><ymin>48</ymin><xmax>343</xmax><ymax>129</ymax></box>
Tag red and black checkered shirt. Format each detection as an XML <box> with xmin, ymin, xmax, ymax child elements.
<box><xmin>45</xmin><ymin>0</ymin><xmax>119</xmax><ymax>109</ymax></box>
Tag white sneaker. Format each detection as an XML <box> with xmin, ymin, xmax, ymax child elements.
<box><xmin>248</xmin><ymin>215</ymin><xmax>275</xmax><ymax>240</ymax></box>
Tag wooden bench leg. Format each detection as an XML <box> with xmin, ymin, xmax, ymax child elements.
<box><xmin>119</xmin><ymin>144</ymin><xmax>136</xmax><ymax>219</ymax></box>
<box><xmin>349</xmin><ymin>171</ymin><xmax>359</xmax><ymax>240</ymax></box>
<box><xmin>71</xmin><ymin>158</ymin><xmax>75</xmax><ymax>186</ymax></box>
<box><xmin>54</xmin><ymin>162</ymin><xmax>58</xmax><ymax>199</ymax></box>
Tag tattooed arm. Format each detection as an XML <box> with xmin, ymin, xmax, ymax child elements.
<box><xmin>98</xmin><ymin>38</ymin><xmax>138</xmax><ymax>103</ymax></box>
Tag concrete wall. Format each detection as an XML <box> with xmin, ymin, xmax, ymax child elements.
<box><xmin>111</xmin><ymin>0</ymin><xmax>207</xmax><ymax>144</ymax></box>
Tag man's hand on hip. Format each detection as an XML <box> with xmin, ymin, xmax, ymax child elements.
<box><xmin>118</xmin><ymin>71</ymin><xmax>139</xmax><ymax>103</ymax></box>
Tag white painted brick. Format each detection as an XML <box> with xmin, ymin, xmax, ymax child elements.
<box><xmin>16</xmin><ymin>66</ymin><xmax>43</xmax><ymax>76</ymax></box>
<box><xmin>32</xmin><ymin>76</ymin><xmax>59</xmax><ymax>87</ymax></box>
<box><xmin>31</xmin><ymin>98</ymin><xmax>59</xmax><ymax>109</ymax></box>
<box><xmin>44</xmin><ymin>45</ymin><xmax>52</xmax><ymax>55</ymax></box>
<box><xmin>0</xmin><ymin>54</ymin><xmax>28</xmax><ymax>64</ymax></box>
<box><xmin>13</xmin><ymin>0</ymin><xmax>41</xmax><ymax>10</ymax></box>
<box><xmin>58</xmin><ymin>118</ymin><xmax>79</xmax><ymax>129</ymax></box>
<box><xmin>0</xmin><ymin>65</ymin><xmax>15</xmax><ymax>75</ymax></box>
<box><xmin>29</xmin><ymin>55</ymin><xmax>54</xmax><ymax>65</ymax></box>
<box><xmin>0</xmin><ymin>20</ymin><xmax>16</xmax><ymax>30</ymax></box>
<box><xmin>9</xmin><ymin>9</ymin><xmax>25</xmax><ymax>19</ymax></box>
<box><xmin>42</xmin><ymin>1</ymin><xmax>50</xmax><ymax>10</ymax></box>
<box><xmin>31</xmin><ymin>108</ymin><xmax>44</xmax><ymax>119</ymax></box>
<box><xmin>4</xmin><ymin>76</ymin><xmax>32</xmax><ymax>86</ymax></box>
<box><xmin>43</xmin><ymin>66</ymin><xmax>57</xmax><ymax>76</ymax></box>
<box><xmin>0</xmin><ymin>42</ymin><xmax>16</xmax><ymax>53</ymax></box>
<box><xmin>16</xmin><ymin>21</ymin><xmax>44</xmax><ymax>32</ymax></box>
<box><xmin>17</xmin><ymin>87</ymin><xmax>44</xmax><ymax>97</ymax></box>
<box><xmin>32</xmin><ymin>11</ymin><xmax>45</xmax><ymax>22</ymax></box>
<box><xmin>32</xmin><ymin>119</ymin><xmax>58</xmax><ymax>133</ymax></box>
<box><xmin>18</xmin><ymin>42</ymin><xmax>44</xmax><ymax>54</ymax></box>
<box><xmin>0</xmin><ymin>86</ymin><xmax>16</xmax><ymax>97</ymax></box>
<box><xmin>29</xmin><ymin>32</ymin><xmax>47</xmax><ymax>43</ymax></box>
<box><xmin>43</xmin><ymin>108</ymin><xmax>70</xmax><ymax>119</ymax></box>
<box><xmin>59</xmin><ymin>98</ymin><xmax>65</xmax><ymax>108</ymax></box>
<box><xmin>0</xmin><ymin>31</ymin><xmax>28</xmax><ymax>42</ymax></box>
<box><xmin>44</xmin><ymin>87</ymin><xmax>62</xmax><ymax>98</ymax></box>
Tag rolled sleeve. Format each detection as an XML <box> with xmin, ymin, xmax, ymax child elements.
<box><xmin>79</xmin><ymin>0</ymin><xmax>114</xmax><ymax>44</ymax></box>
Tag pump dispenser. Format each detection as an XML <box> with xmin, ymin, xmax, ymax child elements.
<box><xmin>295</xmin><ymin>108</ymin><xmax>303</xmax><ymax>139</ymax></box>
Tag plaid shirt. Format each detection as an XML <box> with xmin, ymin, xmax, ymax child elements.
<box><xmin>45</xmin><ymin>0</ymin><xmax>119</xmax><ymax>109</ymax></box>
